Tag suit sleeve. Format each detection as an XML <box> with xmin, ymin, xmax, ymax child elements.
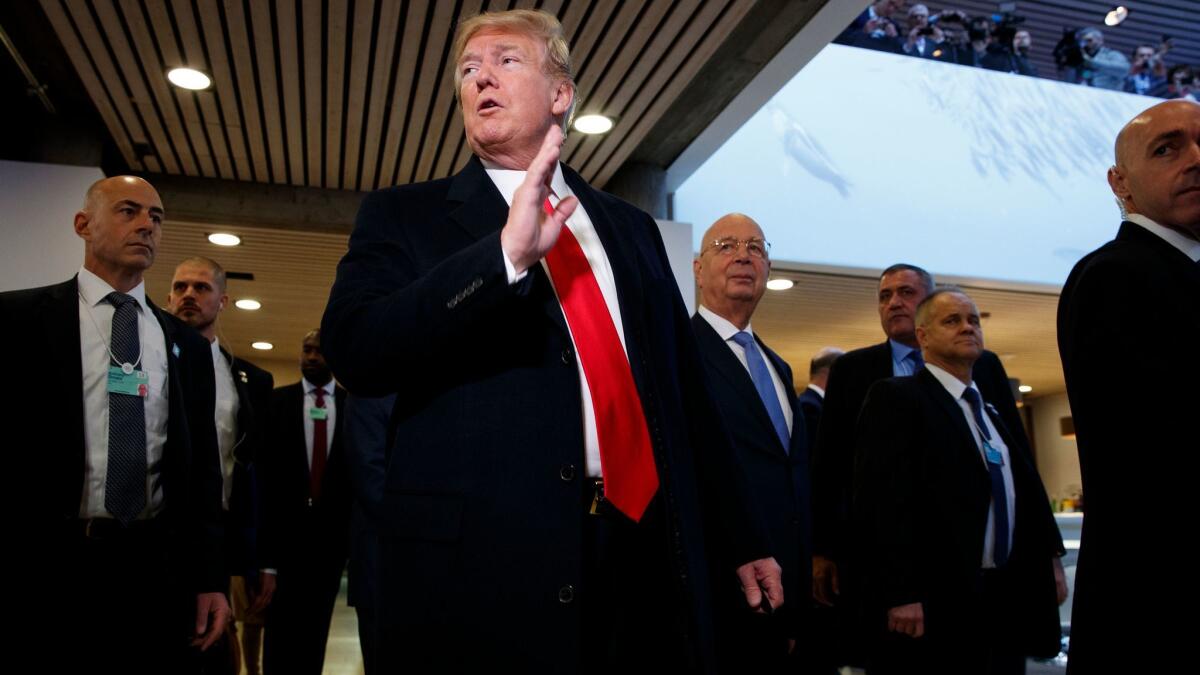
<box><xmin>321</xmin><ymin>189</ymin><xmax>533</xmax><ymax>396</ymax></box>
<box><xmin>852</xmin><ymin>379</ymin><xmax>924</xmax><ymax>610</ymax></box>
<box><xmin>256</xmin><ymin>388</ymin><xmax>286</xmax><ymax>571</ymax></box>
<box><xmin>343</xmin><ymin>394</ymin><xmax>393</xmax><ymax>524</ymax></box>
<box><xmin>810</xmin><ymin>356</ymin><xmax>858</xmax><ymax>559</ymax></box>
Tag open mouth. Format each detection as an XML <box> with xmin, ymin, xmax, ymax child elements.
<box><xmin>478</xmin><ymin>98</ymin><xmax>501</xmax><ymax>112</ymax></box>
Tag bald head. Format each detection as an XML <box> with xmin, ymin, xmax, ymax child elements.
<box><xmin>75</xmin><ymin>175</ymin><xmax>164</xmax><ymax>292</ymax></box>
<box><xmin>694</xmin><ymin>213</ymin><xmax>771</xmax><ymax>329</ymax></box>
<box><xmin>1109</xmin><ymin>99</ymin><xmax>1200</xmax><ymax>239</ymax></box>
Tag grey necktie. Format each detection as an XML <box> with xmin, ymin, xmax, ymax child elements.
<box><xmin>105</xmin><ymin>291</ymin><xmax>147</xmax><ymax>524</ymax></box>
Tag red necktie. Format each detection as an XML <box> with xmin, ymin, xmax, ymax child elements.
<box><xmin>311</xmin><ymin>387</ymin><xmax>327</xmax><ymax>500</ymax></box>
<box><xmin>542</xmin><ymin>197</ymin><xmax>659</xmax><ymax>522</ymax></box>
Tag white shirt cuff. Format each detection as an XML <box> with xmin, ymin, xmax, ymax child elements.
<box><xmin>502</xmin><ymin>248</ymin><xmax>529</xmax><ymax>284</ymax></box>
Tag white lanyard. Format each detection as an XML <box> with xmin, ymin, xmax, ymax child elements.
<box><xmin>80</xmin><ymin>292</ymin><xmax>145</xmax><ymax>374</ymax></box>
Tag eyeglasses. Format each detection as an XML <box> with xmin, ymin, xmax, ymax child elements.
<box><xmin>705</xmin><ymin>237</ymin><xmax>771</xmax><ymax>259</ymax></box>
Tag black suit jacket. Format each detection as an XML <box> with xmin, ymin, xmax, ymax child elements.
<box><xmin>852</xmin><ymin>369</ymin><xmax>1063</xmax><ymax>657</ymax></box>
<box><xmin>1058</xmin><ymin>221</ymin><xmax>1200</xmax><ymax>672</ymax></box>
<box><xmin>691</xmin><ymin>314</ymin><xmax>813</xmax><ymax>641</ymax></box>
<box><xmin>1</xmin><ymin>277</ymin><xmax>224</xmax><ymax>593</ymax></box>
<box><xmin>343</xmin><ymin>394</ymin><xmax>393</xmax><ymax>609</ymax></box>
<box><xmin>797</xmin><ymin>386</ymin><xmax>823</xmax><ymax>459</ymax></box>
<box><xmin>222</xmin><ymin>351</ymin><xmax>274</xmax><ymax>577</ymax></box>
<box><xmin>812</xmin><ymin>341</ymin><xmax>1023</xmax><ymax>562</ymax></box>
<box><xmin>259</xmin><ymin>381</ymin><xmax>350</xmax><ymax>571</ymax></box>
<box><xmin>321</xmin><ymin>156</ymin><xmax>767</xmax><ymax>674</ymax></box>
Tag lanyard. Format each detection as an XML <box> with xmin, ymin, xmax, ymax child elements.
<box><xmin>79</xmin><ymin>292</ymin><xmax>145</xmax><ymax>373</ymax></box>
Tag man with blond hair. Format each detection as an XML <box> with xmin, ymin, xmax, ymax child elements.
<box><xmin>323</xmin><ymin>8</ymin><xmax>782</xmax><ymax>673</ymax></box>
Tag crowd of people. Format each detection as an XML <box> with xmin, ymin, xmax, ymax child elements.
<box><xmin>4</xmin><ymin>6</ymin><xmax>1197</xmax><ymax>675</ymax></box>
<box><xmin>837</xmin><ymin>0</ymin><xmax>1199</xmax><ymax>100</ymax></box>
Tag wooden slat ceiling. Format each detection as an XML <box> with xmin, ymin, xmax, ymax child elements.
<box><xmin>37</xmin><ymin>0</ymin><xmax>758</xmax><ymax>192</ymax></box>
<box><xmin>144</xmin><ymin>219</ymin><xmax>1068</xmax><ymax>398</ymax></box>
<box><xmin>889</xmin><ymin>1</ymin><xmax>1198</xmax><ymax>88</ymax></box>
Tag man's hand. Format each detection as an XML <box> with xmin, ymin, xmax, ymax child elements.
<box><xmin>498</xmin><ymin>125</ymin><xmax>579</xmax><ymax>274</ymax></box>
<box><xmin>249</xmin><ymin>572</ymin><xmax>277</xmax><ymax>614</ymax></box>
<box><xmin>191</xmin><ymin>591</ymin><xmax>231</xmax><ymax>651</ymax></box>
<box><xmin>887</xmin><ymin>602</ymin><xmax>924</xmax><ymax>638</ymax></box>
<box><xmin>812</xmin><ymin>555</ymin><xmax>840</xmax><ymax>607</ymax></box>
<box><xmin>1052</xmin><ymin>556</ymin><xmax>1069</xmax><ymax>606</ymax></box>
<box><xmin>736</xmin><ymin>557</ymin><xmax>784</xmax><ymax>613</ymax></box>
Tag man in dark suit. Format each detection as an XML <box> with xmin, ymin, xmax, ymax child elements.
<box><xmin>1</xmin><ymin>176</ymin><xmax>228</xmax><ymax>673</ymax></box>
<box><xmin>167</xmin><ymin>256</ymin><xmax>276</xmax><ymax>674</ymax></box>
<box><xmin>810</xmin><ymin>263</ymin><xmax>1026</xmax><ymax>666</ymax></box>
<box><xmin>797</xmin><ymin>347</ymin><xmax>843</xmax><ymax>457</ymax></box>
<box><xmin>343</xmin><ymin>393</ymin><xmax>394</xmax><ymax>675</ymax></box>
<box><xmin>854</xmin><ymin>288</ymin><xmax>1066</xmax><ymax>674</ymax></box>
<box><xmin>1058</xmin><ymin>99</ymin><xmax>1200</xmax><ymax>673</ymax></box>
<box><xmin>260</xmin><ymin>329</ymin><xmax>350</xmax><ymax>675</ymax></box>
<box><xmin>320</xmin><ymin>9</ymin><xmax>781</xmax><ymax>673</ymax></box>
<box><xmin>690</xmin><ymin>213</ymin><xmax>812</xmax><ymax>672</ymax></box>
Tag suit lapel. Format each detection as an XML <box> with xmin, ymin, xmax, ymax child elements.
<box><xmin>226</xmin><ymin>352</ymin><xmax>254</xmax><ymax>464</ymax></box>
<box><xmin>870</xmin><ymin>341</ymin><xmax>895</xmax><ymax>379</ymax></box>
<box><xmin>46</xmin><ymin>278</ymin><xmax>87</xmax><ymax>501</ymax></box>
<box><xmin>916</xmin><ymin>369</ymin><xmax>989</xmax><ymax>480</ymax></box>
<box><xmin>692</xmin><ymin>315</ymin><xmax>788</xmax><ymax>458</ymax></box>
<box><xmin>147</xmin><ymin>298</ymin><xmax>187</xmax><ymax>502</ymax></box>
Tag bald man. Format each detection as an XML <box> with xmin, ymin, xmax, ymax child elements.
<box><xmin>0</xmin><ymin>176</ymin><xmax>228</xmax><ymax>673</ymax></box>
<box><xmin>1058</xmin><ymin>100</ymin><xmax>1200</xmax><ymax>672</ymax></box>
<box><xmin>691</xmin><ymin>214</ymin><xmax>813</xmax><ymax>672</ymax></box>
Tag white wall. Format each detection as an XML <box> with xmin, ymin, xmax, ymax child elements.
<box><xmin>1029</xmin><ymin>392</ymin><xmax>1083</xmax><ymax>503</ymax></box>
<box><xmin>655</xmin><ymin>219</ymin><xmax>695</xmax><ymax>315</ymax></box>
<box><xmin>0</xmin><ymin>160</ymin><xmax>103</xmax><ymax>292</ymax></box>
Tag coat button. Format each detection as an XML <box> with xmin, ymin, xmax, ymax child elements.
<box><xmin>561</xmin><ymin>349</ymin><xmax>573</xmax><ymax>365</ymax></box>
<box><xmin>558</xmin><ymin>585</ymin><xmax>574</xmax><ymax>604</ymax></box>
<box><xmin>559</xmin><ymin>464</ymin><xmax>576</xmax><ymax>481</ymax></box>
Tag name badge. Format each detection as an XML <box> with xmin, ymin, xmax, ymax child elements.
<box><xmin>108</xmin><ymin>366</ymin><xmax>149</xmax><ymax>397</ymax></box>
<box><xmin>309</xmin><ymin>407</ymin><xmax>328</xmax><ymax>420</ymax></box>
<box><xmin>983</xmin><ymin>441</ymin><xmax>1004</xmax><ymax>467</ymax></box>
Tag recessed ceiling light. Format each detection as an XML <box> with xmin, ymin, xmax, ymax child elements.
<box><xmin>235</xmin><ymin>299</ymin><xmax>261</xmax><ymax>310</ymax></box>
<box><xmin>1019</xmin><ymin>385</ymin><xmax>1033</xmax><ymax>393</ymax></box>
<box><xmin>207</xmin><ymin>232</ymin><xmax>241</xmax><ymax>246</ymax></box>
<box><xmin>765</xmin><ymin>278</ymin><xmax>794</xmax><ymax>291</ymax></box>
<box><xmin>573</xmin><ymin>114</ymin><xmax>614</xmax><ymax>135</ymax></box>
<box><xmin>167</xmin><ymin>67</ymin><xmax>212</xmax><ymax>90</ymax></box>
<box><xmin>1104</xmin><ymin>6</ymin><xmax>1128</xmax><ymax>26</ymax></box>
<box><xmin>251</xmin><ymin>341</ymin><xmax>273</xmax><ymax>351</ymax></box>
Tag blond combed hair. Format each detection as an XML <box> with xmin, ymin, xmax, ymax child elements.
<box><xmin>451</xmin><ymin>9</ymin><xmax>577</xmax><ymax>131</ymax></box>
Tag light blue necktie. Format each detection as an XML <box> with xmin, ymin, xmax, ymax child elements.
<box><xmin>731</xmin><ymin>332</ymin><xmax>790</xmax><ymax>453</ymax></box>
<box><xmin>962</xmin><ymin>387</ymin><xmax>1010</xmax><ymax>566</ymax></box>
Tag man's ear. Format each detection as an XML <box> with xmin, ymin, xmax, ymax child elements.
<box><xmin>1107</xmin><ymin>165</ymin><xmax>1133</xmax><ymax>209</ymax></box>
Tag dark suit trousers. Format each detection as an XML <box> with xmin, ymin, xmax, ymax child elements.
<box><xmin>58</xmin><ymin>521</ymin><xmax>199</xmax><ymax>674</ymax></box>
<box><xmin>580</xmin><ymin>493</ymin><xmax>696</xmax><ymax>675</ymax></box>
<box><xmin>867</xmin><ymin>567</ymin><xmax>1027</xmax><ymax>675</ymax></box>
<box><xmin>263</xmin><ymin>513</ymin><xmax>348</xmax><ymax>675</ymax></box>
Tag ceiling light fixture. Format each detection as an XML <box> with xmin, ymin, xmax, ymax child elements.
<box><xmin>1104</xmin><ymin>6</ymin><xmax>1128</xmax><ymax>26</ymax></box>
<box><xmin>1019</xmin><ymin>385</ymin><xmax>1033</xmax><ymax>393</ymax></box>
<box><xmin>207</xmin><ymin>232</ymin><xmax>241</xmax><ymax>247</ymax></box>
<box><xmin>167</xmin><ymin>67</ymin><xmax>212</xmax><ymax>90</ymax></box>
<box><xmin>573</xmin><ymin>114</ymin><xmax>614</xmax><ymax>135</ymax></box>
<box><xmin>765</xmin><ymin>278</ymin><xmax>794</xmax><ymax>291</ymax></box>
<box><xmin>251</xmin><ymin>341</ymin><xmax>273</xmax><ymax>351</ymax></box>
<box><xmin>235</xmin><ymin>299</ymin><xmax>261</xmax><ymax>310</ymax></box>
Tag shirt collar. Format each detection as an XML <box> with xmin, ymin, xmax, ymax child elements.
<box><xmin>77</xmin><ymin>266</ymin><xmax>151</xmax><ymax>315</ymax></box>
<box><xmin>482</xmin><ymin>159</ymin><xmax>571</xmax><ymax>207</ymax></box>
<box><xmin>210</xmin><ymin>338</ymin><xmax>229</xmax><ymax>367</ymax></box>
<box><xmin>889</xmin><ymin>338</ymin><xmax>919</xmax><ymax>363</ymax></box>
<box><xmin>1125</xmin><ymin>213</ymin><xmax>1200</xmax><ymax>262</ymax></box>
<box><xmin>698</xmin><ymin>304</ymin><xmax>754</xmax><ymax>342</ymax></box>
<box><xmin>924</xmin><ymin>362</ymin><xmax>978</xmax><ymax>402</ymax></box>
<box><xmin>303</xmin><ymin>378</ymin><xmax>335</xmax><ymax>397</ymax></box>
<box><xmin>807</xmin><ymin>383</ymin><xmax>826</xmax><ymax>397</ymax></box>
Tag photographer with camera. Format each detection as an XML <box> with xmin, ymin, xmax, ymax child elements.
<box><xmin>835</xmin><ymin>1</ymin><xmax>905</xmax><ymax>54</ymax></box>
<box><xmin>1057</xmin><ymin>26</ymin><xmax>1130</xmax><ymax>91</ymax></box>
<box><xmin>930</xmin><ymin>10</ymin><xmax>975</xmax><ymax>66</ymax></box>
<box><xmin>1124</xmin><ymin>40</ymin><xmax>1172</xmax><ymax>96</ymax></box>
<box><xmin>902</xmin><ymin>4</ymin><xmax>943</xmax><ymax>59</ymax></box>
<box><xmin>1164</xmin><ymin>64</ymin><xmax>1197</xmax><ymax>101</ymax></box>
<box><xmin>1006</xmin><ymin>29</ymin><xmax>1039</xmax><ymax>77</ymax></box>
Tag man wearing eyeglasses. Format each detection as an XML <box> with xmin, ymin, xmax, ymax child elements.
<box><xmin>691</xmin><ymin>213</ymin><xmax>813</xmax><ymax>673</ymax></box>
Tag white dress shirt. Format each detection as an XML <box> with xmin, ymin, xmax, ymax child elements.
<box><xmin>77</xmin><ymin>266</ymin><xmax>169</xmax><ymax>519</ymax></box>
<box><xmin>696</xmin><ymin>305</ymin><xmax>793</xmax><ymax>435</ymax></box>
<box><xmin>806</xmin><ymin>383</ymin><xmax>826</xmax><ymax>399</ymax></box>
<box><xmin>485</xmin><ymin>161</ymin><xmax>625</xmax><ymax>478</ymax></box>
<box><xmin>211</xmin><ymin>339</ymin><xmax>240</xmax><ymax>511</ymax></box>
<box><xmin>1126</xmin><ymin>213</ymin><xmax>1200</xmax><ymax>262</ymax></box>
<box><xmin>303</xmin><ymin>378</ymin><xmax>337</xmax><ymax>470</ymax></box>
<box><xmin>925</xmin><ymin>364</ymin><xmax>1016</xmax><ymax>568</ymax></box>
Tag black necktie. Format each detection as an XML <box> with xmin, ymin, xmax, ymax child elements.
<box><xmin>105</xmin><ymin>292</ymin><xmax>147</xmax><ymax>524</ymax></box>
<box><xmin>962</xmin><ymin>387</ymin><xmax>1009</xmax><ymax>566</ymax></box>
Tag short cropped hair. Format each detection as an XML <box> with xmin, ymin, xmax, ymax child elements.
<box><xmin>879</xmin><ymin>263</ymin><xmax>935</xmax><ymax>295</ymax></box>
<box><xmin>809</xmin><ymin>348</ymin><xmax>843</xmax><ymax>378</ymax></box>
<box><xmin>176</xmin><ymin>256</ymin><xmax>227</xmax><ymax>293</ymax></box>
<box><xmin>914</xmin><ymin>285</ymin><xmax>971</xmax><ymax>327</ymax></box>
<box><xmin>451</xmin><ymin>9</ymin><xmax>576</xmax><ymax>130</ymax></box>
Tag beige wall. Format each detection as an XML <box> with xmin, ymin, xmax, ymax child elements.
<box><xmin>1028</xmin><ymin>392</ymin><xmax>1083</xmax><ymax>504</ymax></box>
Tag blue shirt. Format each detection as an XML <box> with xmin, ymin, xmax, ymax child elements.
<box><xmin>889</xmin><ymin>339</ymin><xmax>923</xmax><ymax>377</ymax></box>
